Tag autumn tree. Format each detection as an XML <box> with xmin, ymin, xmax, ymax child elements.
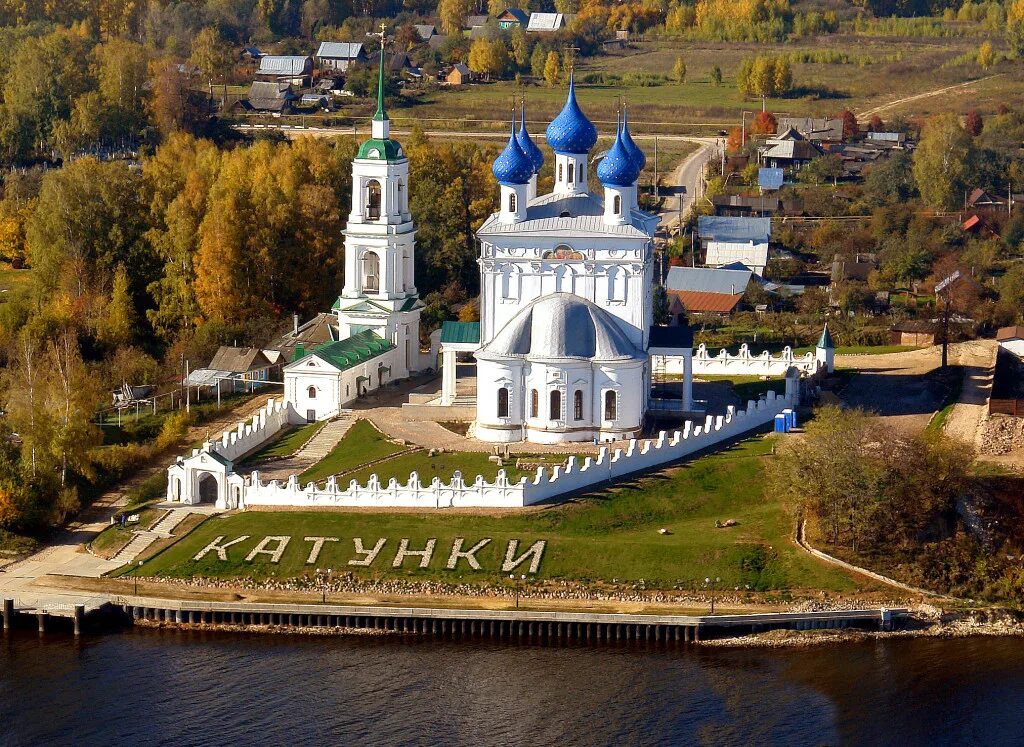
<box><xmin>913</xmin><ymin>113</ymin><xmax>973</xmax><ymax>209</ymax></box>
<box><xmin>468</xmin><ymin>38</ymin><xmax>510</xmax><ymax>80</ymax></box>
<box><xmin>189</xmin><ymin>27</ymin><xmax>233</xmax><ymax>83</ymax></box>
<box><xmin>543</xmin><ymin>50</ymin><xmax>561</xmax><ymax>86</ymax></box>
<box><xmin>439</xmin><ymin>0</ymin><xmax>473</xmax><ymax>35</ymax></box>
<box><xmin>964</xmin><ymin>110</ymin><xmax>984</xmax><ymax>137</ymax></box>
<box><xmin>672</xmin><ymin>55</ymin><xmax>687</xmax><ymax>84</ymax></box>
<box><xmin>836</xmin><ymin>109</ymin><xmax>858</xmax><ymax>139</ymax></box>
<box><xmin>750</xmin><ymin>111</ymin><xmax>777</xmax><ymax>135</ymax></box>
<box><xmin>977</xmin><ymin>40</ymin><xmax>996</xmax><ymax>69</ymax></box>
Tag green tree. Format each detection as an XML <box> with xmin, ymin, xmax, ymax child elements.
<box><xmin>189</xmin><ymin>27</ymin><xmax>232</xmax><ymax>83</ymax></box>
<box><xmin>97</xmin><ymin>265</ymin><xmax>138</xmax><ymax>349</ymax></box>
<box><xmin>913</xmin><ymin>113</ymin><xmax>973</xmax><ymax>209</ymax></box>
<box><xmin>510</xmin><ymin>27</ymin><xmax>530</xmax><ymax>68</ymax></box>
<box><xmin>47</xmin><ymin>328</ymin><xmax>101</xmax><ymax>489</ymax></box>
<box><xmin>710</xmin><ymin>65</ymin><xmax>722</xmax><ymax>86</ymax></box>
<box><xmin>652</xmin><ymin>285</ymin><xmax>671</xmax><ymax>325</ymax></box>
<box><xmin>530</xmin><ymin>43</ymin><xmax>548</xmax><ymax>78</ymax></box>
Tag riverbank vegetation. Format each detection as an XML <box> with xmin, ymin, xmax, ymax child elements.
<box><xmin>771</xmin><ymin>406</ymin><xmax>1024</xmax><ymax>605</ymax></box>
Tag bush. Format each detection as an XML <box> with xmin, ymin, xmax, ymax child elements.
<box><xmin>155</xmin><ymin>410</ymin><xmax>193</xmax><ymax>451</ymax></box>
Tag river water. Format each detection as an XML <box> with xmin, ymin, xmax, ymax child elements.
<box><xmin>2</xmin><ymin>630</ymin><xmax>1023</xmax><ymax>746</ymax></box>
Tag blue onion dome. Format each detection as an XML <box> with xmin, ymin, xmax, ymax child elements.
<box><xmin>545</xmin><ymin>74</ymin><xmax>598</xmax><ymax>155</ymax></box>
<box><xmin>621</xmin><ymin>107</ymin><xmax>645</xmax><ymax>170</ymax></box>
<box><xmin>516</xmin><ymin>106</ymin><xmax>544</xmax><ymax>174</ymax></box>
<box><xmin>492</xmin><ymin>118</ymin><xmax>533</xmax><ymax>186</ymax></box>
<box><xmin>597</xmin><ymin>121</ymin><xmax>641</xmax><ymax>187</ymax></box>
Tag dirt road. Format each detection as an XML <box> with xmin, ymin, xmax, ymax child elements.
<box><xmin>857</xmin><ymin>74</ymin><xmax>1005</xmax><ymax>119</ymax></box>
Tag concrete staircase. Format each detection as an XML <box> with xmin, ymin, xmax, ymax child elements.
<box><xmin>108</xmin><ymin>509</ymin><xmax>197</xmax><ymax>565</ymax></box>
<box><xmin>261</xmin><ymin>413</ymin><xmax>355</xmax><ymax>480</ymax></box>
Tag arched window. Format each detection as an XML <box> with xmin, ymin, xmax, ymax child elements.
<box><xmin>558</xmin><ymin>163</ymin><xmax>563</xmax><ymax>182</ymax></box>
<box><xmin>604</xmin><ymin>390</ymin><xmax>617</xmax><ymax>421</ymax></box>
<box><xmin>397</xmin><ymin>179</ymin><xmax>405</xmax><ymax>212</ymax></box>
<box><xmin>549</xmin><ymin>390</ymin><xmax>561</xmax><ymax>420</ymax></box>
<box><xmin>497</xmin><ymin>387</ymin><xmax>509</xmax><ymax>418</ymax></box>
<box><xmin>567</xmin><ymin>163</ymin><xmax>575</xmax><ymax>183</ymax></box>
<box><xmin>573</xmin><ymin>390</ymin><xmax>584</xmax><ymax>421</ymax></box>
<box><xmin>509</xmin><ymin>192</ymin><xmax>517</xmax><ymax>213</ymax></box>
<box><xmin>608</xmin><ymin>265</ymin><xmax>626</xmax><ymax>302</ymax></box>
<box><xmin>366</xmin><ymin>179</ymin><xmax>381</xmax><ymax>220</ymax></box>
<box><xmin>307</xmin><ymin>386</ymin><xmax>317</xmax><ymax>399</ymax></box>
<box><xmin>613</xmin><ymin>194</ymin><xmax>621</xmax><ymax>215</ymax></box>
<box><xmin>362</xmin><ymin>251</ymin><xmax>380</xmax><ymax>293</ymax></box>
<box><xmin>530</xmin><ymin>389</ymin><xmax>539</xmax><ymax>418</ymax></box>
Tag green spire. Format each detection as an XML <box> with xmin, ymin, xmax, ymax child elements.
<box><xmin>817</xmin><ymin>324</ymin><xmax>835</xmax><ymax>349</ymax></box>
<box><xmin>373</xmin><ymin>28</ymin><xmax>388</xmax><ymax>122</ymax></box>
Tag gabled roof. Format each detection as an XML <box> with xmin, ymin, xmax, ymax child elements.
<box><xmin>478</xmin><ymin>191</ymin><xmax>658</xmax><ymax>238</ymax></box>
<box><xmin>332</xmin><ymin>297</ymin><xmax>393</xmax><ymax>315</ymax></box>
<box><xmin>450</xmin><ymin>62</ymin><xmax>472</xmax><ymax>76</ymax></box>
<box><xmin>464</xmin><ymin>14</ymin><xmax>488</xmax><ymax>27</ymax></box>
<box><xmin>316</xmin><ymin>41</ymin><xmax>364</xmax><ymax>59</ymax></box>
<box><xmin>527</xmin><ymin>12</ymin><xmax>565</xmax><ymax>30</ymax></box>
<box><xmin>498</xmin><ymin>7</ymin><xmax>530</xmax><ymax>23</ymax></box>
<box><xmin>414</xmin><ymin>24</ymin><xmax>436</xmax><ymax>40</ymax></box>
<box><xmin>666</xmin><ymin>266</ymin><xmax>753</xmax><ymax>295</ymax></box>
<box><xmin>291</xmin><ymin>330</ymin><xmax>394</xmax><ymax>371</ymax></box>
<box><xmin>208</xmin><ymin>346</ymin><xmax>273</xmax><ymax>373</ymax></box>
<box><xmin>697</xmin><ymin>216</ymin><xmax>771</xmax><ymax>244</ymax></box>
<box><xmin>440</xmin><ymin>321</ymin><xmax>480</xmax><ymax>344</ymax></box>
<box><xmin>777</xmin><ymin>117</ymin><xmax>844</xmax><ymax>142</ymax></box>
<box><xmin>258</xmin><ymin>56</ymin><xmax>312</xmax><ymax>76</ymax></box>
<box><xmin>247</xmin><ymin>81</ymin><xmax>295</xmax><ymax>111</ymax></box>
<box><xmin>762</xmin><ymin>138</ymin><xmax>824</xmax><ymax>161</ymax></box>
<box><xmin>668</xmin><ymin>290</ymin><xmax>742</xmax><ymax>314</ymax></box>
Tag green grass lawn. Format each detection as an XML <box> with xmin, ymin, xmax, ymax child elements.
<box><xmin>129</xmin><ymin>437</ymin><xmax>860</xmax><ymax>592</ymax></box>
<box><xmin>695</xmin><ymin>374</ymin><xmax>786</xmax><ymax>401</ymax></box>
<box><xmin>90</xmin><ymin>507</ymin><xmax>163</xmax><ymax>558</ymax></box>
<box><xmin>242</xmin><ymin>421</ymin><xmax>324</xmax><ymax>464</ymax></box>
<box><xmin>297</xmin><ymin>419</ymin><xmax>406</xmax><ymax>484</ymax></box>
<box><xmin>0</xmin><ymin>263</ymin><xmax>31</xmax><ymax>294</ymax></box>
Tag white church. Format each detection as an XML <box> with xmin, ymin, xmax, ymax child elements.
<box><xmin>281</xmin><ymin>51</ymin><xmax>695</xmax><ymax>443</ymax></box>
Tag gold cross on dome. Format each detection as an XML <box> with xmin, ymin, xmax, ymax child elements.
<box><xmin>379</xmin><ymin>22</ymin><xmax>386</xmax><ymax>47</ymax></box>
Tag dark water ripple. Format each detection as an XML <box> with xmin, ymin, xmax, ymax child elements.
<box><xmin>2</xmin><ymin>631</ymin><xmax>1024</xmax><ymax>746</ymax></box>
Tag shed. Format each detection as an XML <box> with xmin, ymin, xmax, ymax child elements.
<box><xmin>697</xmin><ymin>216</ymin><xmax>771</xmax><ymax>246</ymax></box>
<box><xmin>208</xmin><ymin>346</ymin><xmax>279</xmax><ymax>391</ymax></box>
<box><xmin>245</xmin><ymin>81</ymin><xmax>296</xmax><ymax>113</ymax></box>
<box><xmin>889</xmin><ymin>320</ymin><xmax>935</xmax><ymax>347</ymax></box>
<box><xmin>665</xmin><ymin>266</ymin><xmax>752</xmax><ymax>315</ymax></box>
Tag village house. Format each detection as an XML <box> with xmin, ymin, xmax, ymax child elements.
<box><xmin>463</xmin><ymin>14</ymin><xmax>488</xmax><ymax>34</ymax></box>
<box><xmin>414</xmin><ymin>24</ymin><xmax>436</xmax><ymax>41</ymax></box>
<box><xmin>666</xmin><ymin>266</ymin><xmax>752</xmax><ymax>315</ymax></box>
<box><xmin>760</xmin><ymin>128</ymin><xmax>824</xmax><ymax>171</ymax></box>
<box><xmin>257</xmin><ymin>55</ymin><xmax>313</xmax><ymax>86</ymax></box>
<box><xmin>710</xmin><ymin>194</ymin><xmax>789</xmax><ymax>218</ymax></box>
<box><xmin>831</xmin><ymin>253</ymin><xmax>876</xmax><ymax>283</ymax></box>
<box><xmin>527</xmin><ymin>12</ymin><xmax>567</xmax><ymax>31</ymax></box>
<box><xmin>245</xmin><ymin>81</ymin><xmax>297</xmax><ymax>114</ymax></box>
<box><xmin>697</xmin><ymin>216</ymin><xmax>771</xmax><ymax>251</ymax></box>
<box><xmin>966</xmin><ymin>187</ymin><xmax>1020</xmax><ymax>215</ymax></box>
<box><xmin>497</xmin><ymin>8</ymin><xmax>530</xmax><ymax>28</ymax></box>
<box><xmin>315</xmin><ymin>42</ymin><xmax>365</xmax><ymax>72</ymax></box>
<box><xmin>445</xmin><ymin>63</ymin><xmax>473</xmax><ymax>86</ymax></box>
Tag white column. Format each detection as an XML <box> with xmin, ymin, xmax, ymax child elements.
<box><xmin>440</xmin><ymin>348</ymin><xmax>457</xmax><ymax>406</ymax></box>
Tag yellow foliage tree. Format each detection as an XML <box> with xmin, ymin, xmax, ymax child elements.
<box><xmin>977</xmin><ymin>40</ymin><xmax>996</xmax><ymax>69</ymax></box>
<box><xmin>543</xmin><ymin>50</ymin><xmax>561</xmax><ymax>86</ymax></box>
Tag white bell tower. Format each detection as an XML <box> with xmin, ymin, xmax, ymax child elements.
<box><xmin>336</xmin><ymin>27</ymin><xmax>422</xmax><ymax>378</ymax></box>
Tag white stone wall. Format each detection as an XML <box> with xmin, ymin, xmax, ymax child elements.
<box><xmin>658</xmin><ymin>343</ymin><xmax>820</xmax><ymax>377</ymax></box>
<box><xmin>234</xmin><ymin>390</ymin><xmax>796</xmax><ymax>510</ymax></box>
<box><xmin>210</xmin><ymin>397</ymin><xmax>302</xmax><ymax>463</ymax></box>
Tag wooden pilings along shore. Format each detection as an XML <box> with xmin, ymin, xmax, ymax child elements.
<box><xmin>2</xmin><ymin>596</ymin><xmax>903</xmax><ymax>641</ymax></box>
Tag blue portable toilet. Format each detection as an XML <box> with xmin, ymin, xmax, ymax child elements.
<box><xmin>774</xmin><ymin>414</ymin><xmax>788</xmax><ymax>433</ymax></box>
<box><xmin>783</xmin><ymin>409</ymin><xmax>796</xmax><ymax>430</ymax></box>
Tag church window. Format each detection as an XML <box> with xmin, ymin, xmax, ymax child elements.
<box><xmin>567</xmin><ymin>163</ymin><xmax>575</xmax><ymax>183</ymax></box>
<box><xmin>509</xmin><ymin>192</ymin><xmax>516</xmax><ymax>213</ymax></box>
<box><xmin>530</xmin><ymin>389</ymin><xmax>539</xmax><ymax>418</ymax></box>
<box><xmin>549</xmin><ymin>390</ymin><xmax>562</xmax><ymax>420</ymax></box>
<box><xmin>613</xmin><ymin>194</ymin><xmax>621</xmax><ymax>215</ymax></box>
<box><xmin>608</xmin><ymin>266</ymin><xmax>626</xmax><ymax>302</ymax></box>
<box><xmin>501</xmin><ymin>267</ymin><xmax>520</xmax><ymax>301</ymax></box>
<box><xmin>497</xmin><ymin>387</ymin><xmax>509</xmax><ymax>418</ymax></box>
<box><xmin>558</xmin><ymin>163</ymin><xmax>563</xmax><ymax>182</ymax></box>
<box><xmin>604</xmin><ymin>390</ymin><xmax>617</xmax><ymax>421</ymax></box>
<box><xmin>366</xmin><ymin>180</ymin><xmax>382</xmax><ymax>220</ymax></box>
<box><xmin>573</xmin><ymin>390</ymin><xmax>584</xmax><ymax>421</ymax></box>
<box><xmin>362</xmin><ymin>251</ymin><xmax>380</xmax><ymax>294</ymax></box>
<box><xmin>397</xmin><ymin>179</ymin><xmax>405</xmax><ymax>212</ymax></box>
<box><xmin>308</xmin><ymin>386</ymin><xmax>317</xmax><ymax>399</ymax></box>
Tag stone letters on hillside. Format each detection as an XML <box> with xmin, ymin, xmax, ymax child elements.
<box><xmin>193</xmin><ymin>535</ymin><xmax>547</xmax><ymax>574</ymax></box>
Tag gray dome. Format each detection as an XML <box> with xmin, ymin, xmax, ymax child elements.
<box><xmin>480</xmin><ymin>293</ymin><xmax>644</xmax><ymax>361</ymax></box>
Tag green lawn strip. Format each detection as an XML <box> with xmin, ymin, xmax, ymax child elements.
<box><xmin>241</xmin><ymin>421</ymin><xmax>325</xmax><ymax>464</ymax></box>
<box><xmin>132</xmin><ymin>437</ymin><xmax>858</xmax><ymax>592</ymax></box>
<box><xmin>338</xmin><ymin>450</ymin><xmax>531</xmax><ymax>487</ymax></box>
<box><xmin>90</xmin><ymin>507</ymin><xmax>163</xmax><ymax>558</ymax></box>
<box><xmin>0</xmin><ymin>263</ymin><xmax>31</xmax><ymax>294</ymax></box>
<box><xmin>694</xmin><ymin>374</ymin><xmax>786</xmax><ymax>401</ymax></box>
<box><xmin>297</xmin><ymin>419</ymin><xmax>406</xmax><ymax>484</ymax></box>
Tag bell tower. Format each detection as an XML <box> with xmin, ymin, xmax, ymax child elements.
<box><xmin>337</xmin><ymin>25</ymin><xmax>422</xmax><ymax>377</ymax></box>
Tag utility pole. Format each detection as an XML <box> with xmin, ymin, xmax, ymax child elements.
<box><xmin>935</xmin><ymin>271</ymin><xmax>961</xmax><ymax>369</ymax></box>
<box><xmin>654</xmin><ymin>135</ymin><xmax>659</xmax><ymax>202</ymax></box>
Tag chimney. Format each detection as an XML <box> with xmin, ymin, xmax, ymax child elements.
<box><xmin>293</xmin><ymin>313</ymin><xmax>299</xmax><ymax>335</ymax></box>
